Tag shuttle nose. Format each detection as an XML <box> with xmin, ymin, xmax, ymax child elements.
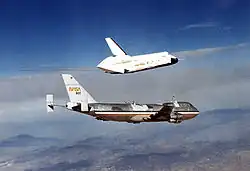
<box><xmin>171</xmin><ymin>57</ymin><xmax>178</xmax><ymax>64</ymax></box>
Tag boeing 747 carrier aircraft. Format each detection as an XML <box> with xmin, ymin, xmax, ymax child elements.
<box><xmin>46</xmin><ymin>74</ymin><xmax>199</xmax><ymax>124</ymax></box>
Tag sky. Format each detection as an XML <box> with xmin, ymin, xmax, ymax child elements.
<box><xmin>0</xmin><ymin>0</ymin><xmax>250</xmax><ymax>141</ymax></box>
<box><xmin>0</xmin><ymin>42</ymin><xmax>250</xmax><ymax>141</ymax></box>
<box><xmin>0</xmin><ymin>0</ymin><xmax>249</xmax><ymax>74</ymax></box>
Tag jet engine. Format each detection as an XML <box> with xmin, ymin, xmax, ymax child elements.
<box><xmin>169</xmin><ymin>112</ymin><xmax>183</xmax><ymax>124</ymax></box>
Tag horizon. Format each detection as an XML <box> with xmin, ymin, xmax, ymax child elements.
<box><xmin>0</xmin><ymin>0</ymin><xmax>250</xmax><ymax>170</ymax></box>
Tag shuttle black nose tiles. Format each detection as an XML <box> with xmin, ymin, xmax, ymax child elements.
<box><xmin>171</xmin><ymin>57</ymin><xmax>178</xmax><ymax>64</ymax></box>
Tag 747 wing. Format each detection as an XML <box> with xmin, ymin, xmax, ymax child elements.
<box><xmin>144</xmin><ymin>100</ymin><xmax>183</xmax><ymax>123</ymax></box>
<box><xmin>149</xmin><ymin>104</ymin><xmax>174</xmax><ymax>120</ymax></box>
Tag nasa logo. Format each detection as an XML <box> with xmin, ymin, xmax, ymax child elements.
<box><xmin>69</xmin><ymin>87</ymin><xmax>81</xmax><ymax>95</ymax></box>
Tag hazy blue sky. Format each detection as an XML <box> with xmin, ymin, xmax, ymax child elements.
<box><xmin>0</xmin><ymin>0</ymin><xmax>250</xmax><ymax>142</ymax></box>
<box><xmin>0</xmin><ymin>0</ymin><xmax>249</xmax><ymax>75</ymax></box>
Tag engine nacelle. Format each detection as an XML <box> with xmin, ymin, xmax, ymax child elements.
<box><xmin>66</xmin><ymin>102</ymin><xmax>79</xmax><ymax>110</ymax></box>
<box><xmin>169</xmin><ymin>113</ymin><xmax>183</xmax><ymax>124</ymax></box>
<box><xmin>170</xmin><ymin>113</ymin><xmax>183</xmax><ymax>119</ymax></box>
<box><xmin>131</xmin><ymin>115</ymin><xmax>148</xmax><ymax>122</ymax></box>
<box><xmin>169</xmin><ymin>119</ymin><xmax>182</xmax><ymax>124</ymax></box>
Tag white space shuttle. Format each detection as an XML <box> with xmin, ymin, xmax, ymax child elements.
<box><xmin>97</xmin><ymin>38</ymin><xmax>179</xmax><ymax>74</ymax></box>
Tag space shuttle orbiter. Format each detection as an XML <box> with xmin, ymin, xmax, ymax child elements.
<box><xmin>96</xmin><ymin>37</ymin><xmax>179</xmax><ymax>74</ymax></box>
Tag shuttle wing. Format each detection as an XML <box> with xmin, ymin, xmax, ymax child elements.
<box><xmin>105</xmin><ymin>37</ymin><xmax>127</xmax><ymax>56</ymax></box>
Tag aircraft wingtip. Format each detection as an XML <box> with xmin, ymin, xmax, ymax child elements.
<box><xmin>61</xmin><ymin>74</ymin><xmax>73</xmax><ymax>78</ymax></box>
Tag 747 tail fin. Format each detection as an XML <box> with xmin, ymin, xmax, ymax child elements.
<box><xmin>105</xmin><ymin>37</ymin><xmax>127</xmax><ymax>56</ymax></box>
<box><xmin>61</xmin><ymin>74</ymin><xmax>96</xmax><ymax>103</ymax></box>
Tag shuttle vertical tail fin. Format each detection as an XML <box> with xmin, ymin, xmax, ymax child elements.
<box><xmin>105</xmin><ymin>37</ymin><xmax>127</xmax><ymax>56</ymax></box>
<box><xmin>61</xmin><ymin>74</ymin><xmax>96</xmax><ymax>103</ymax></box>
